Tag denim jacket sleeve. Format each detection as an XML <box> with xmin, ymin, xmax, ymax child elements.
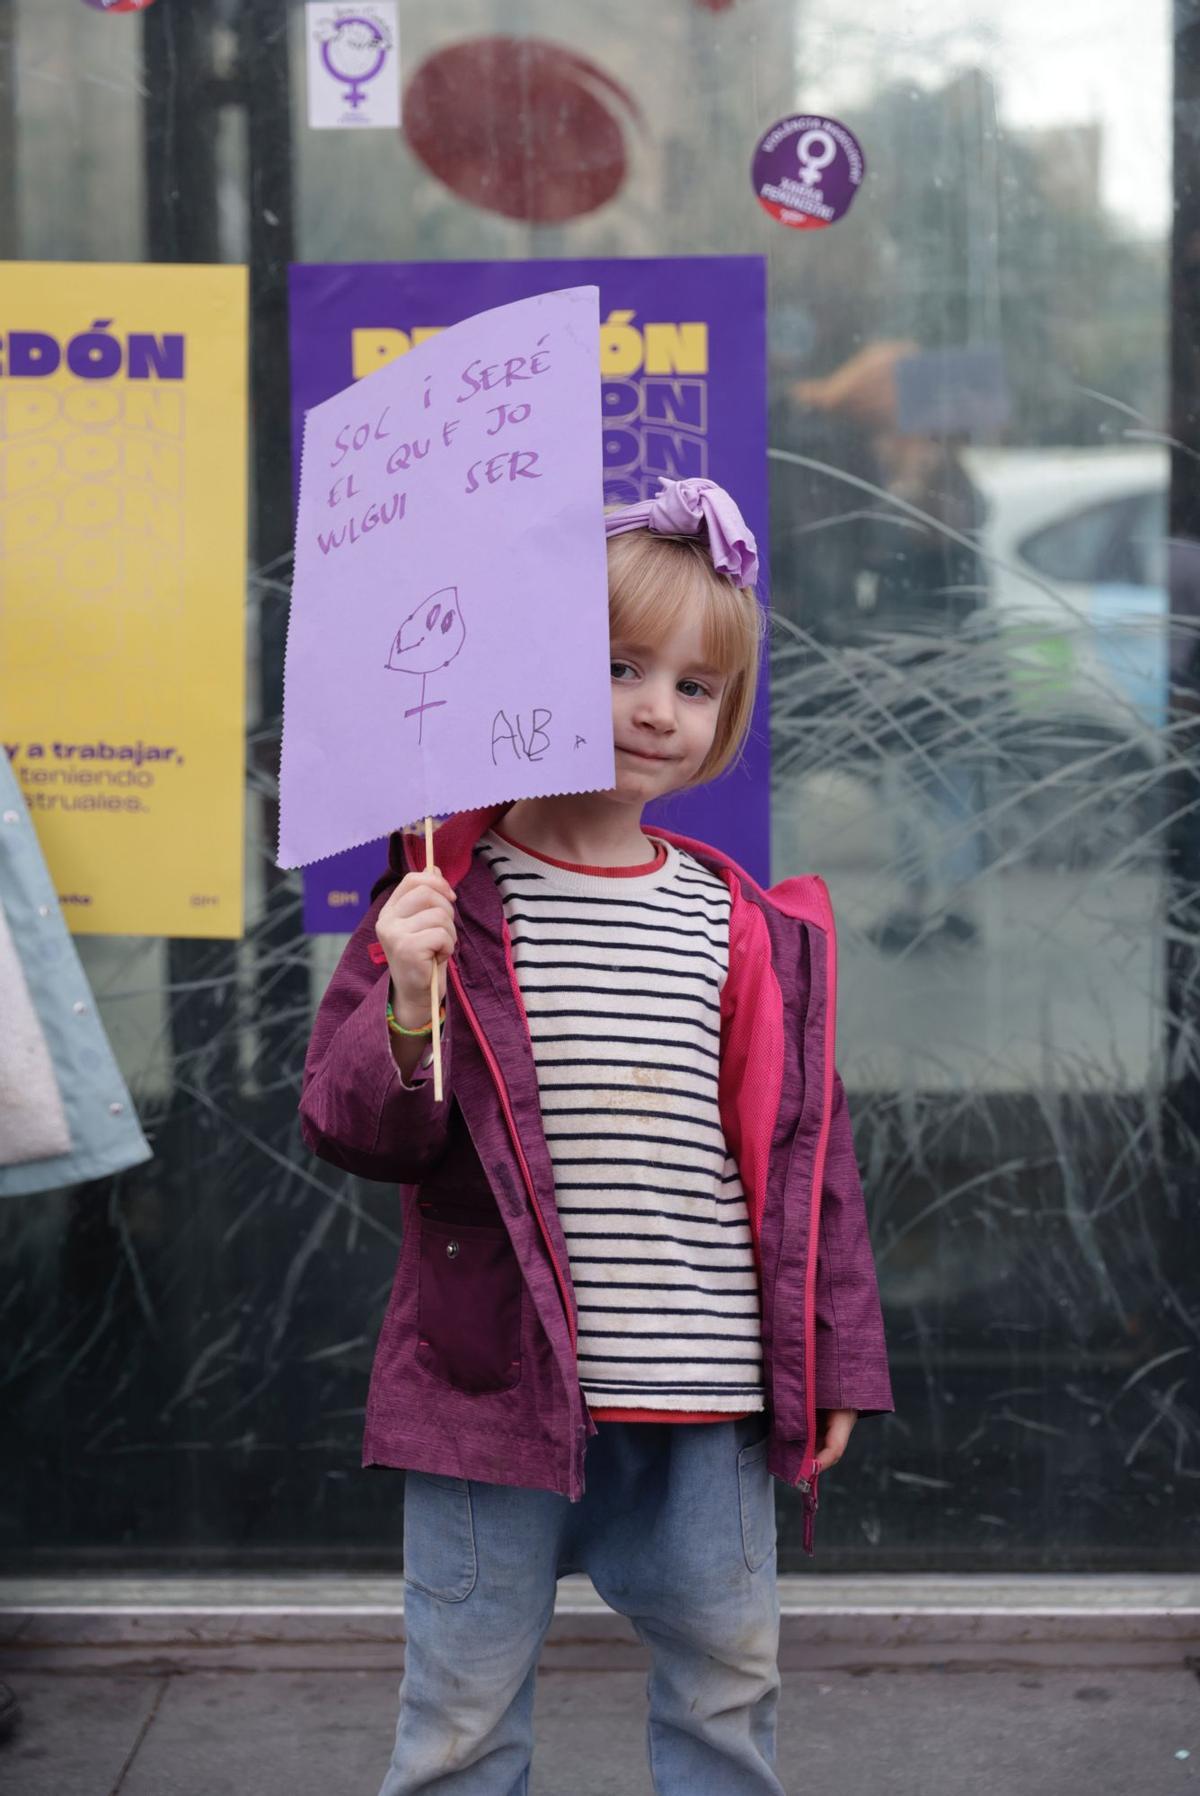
<box><xmin>299</xmin><ymin>890</ymin><xmax>452</xmax><ymax>1185</ymax></box>
<box><xmin>812</xmin><ymin>1071</ymin><xmax>895</xmax><ymax>1416</ymax></box>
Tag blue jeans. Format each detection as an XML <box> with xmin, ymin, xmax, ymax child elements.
<box><xmin>378</xmin><ymin>1414</ymin><xmax>784</xmax><ymax>1796</ymax></box>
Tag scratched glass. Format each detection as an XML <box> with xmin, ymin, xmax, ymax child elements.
<box><xmin>1</xmin><ymin>0</ymin><xmax>1195</xmax><ymax>1574</ymax></box>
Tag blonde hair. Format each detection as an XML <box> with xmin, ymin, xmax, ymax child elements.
<box><xmin>605</xmin><ymin>527</ymin><xmax>762</xmax><ymax>786</ymax></box>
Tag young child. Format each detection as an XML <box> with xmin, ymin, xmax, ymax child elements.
<box><xmin>300</xmin><ymin>476</ymin><xmax>894</xmax><ymax>1796</ymax></box>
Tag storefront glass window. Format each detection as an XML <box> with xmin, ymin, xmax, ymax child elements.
<box><xmin>3</xmin><ymin>0</ymin><xmax>1195</xmax><ymax>1572</ymax></box>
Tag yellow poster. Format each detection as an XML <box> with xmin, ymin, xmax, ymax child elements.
<box><xmin>0</xmin><ymin>262</ymin><xmax>247</xmax><ymax>937</ymax></box>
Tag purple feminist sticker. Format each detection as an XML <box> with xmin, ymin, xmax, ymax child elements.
<box><xmin>318</xmin><ymin>14</ymin><xmax>390</xmax><ymax>109</ymax></box>
<box><xmin>751</xmin><ymin>114</ymin><xmax>865</xmax><ymax>231</ymax></box>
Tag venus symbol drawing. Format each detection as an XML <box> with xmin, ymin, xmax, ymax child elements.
<box><xmin>384</xmin><ymin>586</ymin><xmax>467</xmax><ymax>743</ymax></box>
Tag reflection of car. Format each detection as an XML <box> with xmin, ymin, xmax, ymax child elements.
<box><xmin>961</xmin><ymin>446</ymin><xmax>1169</xmax><ymax>865</ymax></box>
<box><xmin>962</xmin><ymin>445</ymin><xmax>1168</xmax><ymax>733</ymax></box>
<box><xmin>771</xmin><ymin>444</ymin><xmax>1172</xmax><ymax>866</ymax></box>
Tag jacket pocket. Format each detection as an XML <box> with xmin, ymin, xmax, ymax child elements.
<box><xmin>416</xmin><ymin>1216</ymin><xmax>524</xmax><ymax>1394</ymax></box>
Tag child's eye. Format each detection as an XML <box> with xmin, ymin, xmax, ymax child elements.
<box><xmin>678</xmin><ymin>678</ymin><xmax>711</xmax><ymax>699</ymax></box>
<box><xmin>610</xmin><ymin>660</ymin><xmax>636</xmax><ymax>681</ymax></box>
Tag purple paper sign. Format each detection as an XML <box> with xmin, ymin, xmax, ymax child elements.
<box><xmin>278</xmin><ymin>286</ymin><xmax>614</xmax><ymax>870</ymax></box>
<box><xmin>751</xmin><ymin>115</ymin><xmax>865</xmax><ymax>230</ymax></box>
<box><xmin>288</xmin><ymin>256</ymin><xmax>769</xmax><ymax>930</ymax></box>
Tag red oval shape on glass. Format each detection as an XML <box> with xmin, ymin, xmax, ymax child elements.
<box><xmin>404</xmin><ymin>37</ymin><xmax>636</xmax><ymax>224</ymax></box>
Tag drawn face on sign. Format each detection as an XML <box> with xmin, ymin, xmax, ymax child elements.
<box><xmin>384</xmin><ymin>586</ymin><xmax>467</xmax><ymax>745</ymax></box>
<box><xmin>386</xmin><ymin>587</ymin><xmax>466</xmax><ymax>676</ymax></box>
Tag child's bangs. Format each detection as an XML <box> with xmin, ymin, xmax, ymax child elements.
<box><xmin>606</xmin><ymin>531</ymin><xmax>751</xmax><ymax>680</ymax></box>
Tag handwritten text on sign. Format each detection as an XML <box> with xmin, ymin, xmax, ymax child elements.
<box><xmin>278</xmin><ymin>286</ymin><xmax>614</xmax><ymax>868</ymax></box>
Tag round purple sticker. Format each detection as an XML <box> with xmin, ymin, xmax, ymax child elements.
<box><xmin>751</xmin><ymin>114</ymin><xmax>865</xmax><ymax>231</ymax></box>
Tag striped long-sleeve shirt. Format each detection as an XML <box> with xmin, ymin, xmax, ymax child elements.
<box><xmin>478</xmin><ymin>828</ymin><xmax>765</xmax><ymax>1419</ymax></box>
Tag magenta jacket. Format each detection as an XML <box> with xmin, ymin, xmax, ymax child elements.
<box><xmin>300</xmin><ymin>807</ymin><xmax>894</xmax><ymax>1555</ymax></box>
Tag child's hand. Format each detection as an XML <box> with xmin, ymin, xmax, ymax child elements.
<box><xmin>375</xmin><ymin>869</ymin><xmax>458</xmax><ymax>1028</ymax></box>
<box><xmin>812</xmin><ymin>1408</ymin><xmax>858</xmax><ymax>1474</ymax></box>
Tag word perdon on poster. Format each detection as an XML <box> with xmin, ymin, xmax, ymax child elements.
<box><xmin>0</xmin><ymin>263</ymin><xmax>248</xmax><ymax>937</ymax></box>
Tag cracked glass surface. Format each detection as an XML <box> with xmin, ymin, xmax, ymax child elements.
<box><xmin>2</xmin><ymin>0</ymin><xmax>1196</xmax><ymax>1572</ymax></box>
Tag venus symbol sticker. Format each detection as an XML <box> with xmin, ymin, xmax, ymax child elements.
<box><xmin>750</xmin><ymin>114</ymin><xmax>865</xmax><ymax>230</ymax></box>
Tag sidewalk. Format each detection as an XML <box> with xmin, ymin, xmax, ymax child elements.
<box><xmin>2</xmin><ymin>1577</ymin><xmax>1198</xmax><ymax>1794</ymax></box>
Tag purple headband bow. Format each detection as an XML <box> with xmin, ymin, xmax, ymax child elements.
<box><xmin>604</xmin><ymin>477</ymin><xmax>759</xmax><ymax>588</ymax></box>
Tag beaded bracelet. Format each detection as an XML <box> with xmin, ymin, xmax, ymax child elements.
<box><xmin>386</xmin><ymin>1000</ymin><xmax>446</xmax><ymax>1039</ymax></box>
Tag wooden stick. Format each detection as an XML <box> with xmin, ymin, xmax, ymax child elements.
<box><xmin>424</xmin><ymin>814</ymin><xmax>444</xmax><ymax>1101</ymax></box>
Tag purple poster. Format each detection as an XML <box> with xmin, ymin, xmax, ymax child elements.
<box><xmin>289</xmin><ymin>256</ymin><xmax>769</xmax><ymax>932</ymax></box>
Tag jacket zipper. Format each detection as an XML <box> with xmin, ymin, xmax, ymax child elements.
<box><xmin>798</xmin><ymin>877</ymin><xmax>837</xmax><ymax>1553</ymax></box>
<box><xmin>722</xmin><ymin>869</ymin><xmax>827</xmax><ymax>1546</ymax></box>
